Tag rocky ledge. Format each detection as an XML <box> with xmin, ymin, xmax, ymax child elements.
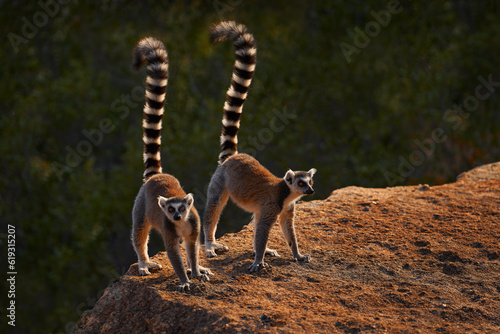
<box><xmin>76</xmin><ymin>163</ymin><xmax>500</xmax><ymax>333</ymax></box>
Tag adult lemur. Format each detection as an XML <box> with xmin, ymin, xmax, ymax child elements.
<box><xmin>204</xmin><ymin>21</ymin><xmax>317</xmax><ymax>272</ymax></box>
<box><xmin>131</xmin><ymin>37</ymin><xmax>212</xmax><ymax>291</ymax></box>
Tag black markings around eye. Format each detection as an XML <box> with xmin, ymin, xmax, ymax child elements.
<box><xmin>168</xmin><ymin>207</ymin><xmax>174</xmax><ymax>213</ymax></box>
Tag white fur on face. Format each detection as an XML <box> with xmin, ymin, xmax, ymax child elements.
<box><xmin>283</xmin><ymin>169</ymin><xmax>316</xmax><ymax>195</ymax></box>
<box><xmin>157</xmin><ymin>194</ymin><xmax>194</xmax><ymax>222</ymax></box>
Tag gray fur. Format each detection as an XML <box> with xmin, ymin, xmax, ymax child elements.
<box><xmin>132</xmin><ymin>175</ymin><xmax>212</xmax><ymax>292</ymax></box>
<box><xmin>131</xmin><ymin>37</ymin><xmax>212</xmax><ymax>291</ymax></box>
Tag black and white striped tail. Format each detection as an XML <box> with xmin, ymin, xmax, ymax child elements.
<box><xmin>210</xmin><ymin>21</ymin><xmax>256</xmax><ymax>164</ymax></box>
<box><xmin>132</xmin><ymin>37</ymin><xmax>169</xmax><ymax>182</ymax></box>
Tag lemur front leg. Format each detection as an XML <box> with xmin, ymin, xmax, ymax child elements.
<box><xmin>249</xmin><ymin>211</ymin><xmax>278</xmax><ymax>272</ymax></box>
<box><xmin>185</xmin><ymin>237</ymin><xmax>212</xmax><ymax>281</ymax></box>
<box><xmin>164</xmin><ymin>235</ymin><xmax>191</xmax><ymax>292</ymax></box>
<box><xmin>252</xmin><ymin>213</ymin><xmax>280</xmax><ymax>257</ymax></box>
<box><xmin>279</xmin><ymin>203</ymin><xmax>311</xmax><ymax>262</ymax></box>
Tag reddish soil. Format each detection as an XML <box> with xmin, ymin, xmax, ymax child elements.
<box><xmin>76</xmin><ymin>163</ymin><xmax>500</xmax><ymax>333</ymax></box>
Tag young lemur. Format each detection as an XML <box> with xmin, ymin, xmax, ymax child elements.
<box><xmin>204</xmin><ymin>21</ymin><xmax>317</xmax><ymax>272</ymax></box>
<box><xmin>131</xmin><ymin>37</ymin><xmax>212</xmax><ymax>292</ymax></box>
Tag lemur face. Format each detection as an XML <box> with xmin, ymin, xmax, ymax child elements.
<box><xmin>284</xmin><ymin>168</ymin><xmax>317</xmax><ymax>196</ymax></box>
<box><xmin>157</xmin><ymin>194</ymin><xmax>194</xmax><ymax>222</ymax></box>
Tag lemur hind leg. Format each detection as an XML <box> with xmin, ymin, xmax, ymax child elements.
<box><xmin>204</xmin><ymin>172</ymin><xmax>230</xmax><ymax>257</ymax></box>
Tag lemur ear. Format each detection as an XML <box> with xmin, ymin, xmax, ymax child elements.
<box><xmin>284</xmin><ymin>169</ymin><xmax>295</xmax><ymax>184</ymax></box>
<box><xmin>308</xmin><ymin>168</ymin><xmax>317</xmax><ymax>177</ymax></box>
<box><xmin>184</xmin><ymin>193</ymin><xmax>194</xmax><ymax>208</ymax></box>
<box><xmin>157</xmin><ymin>196</ymin><xmax>168</xmax><ymax>208</ymax></box>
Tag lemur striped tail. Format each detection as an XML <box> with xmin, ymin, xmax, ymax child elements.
<box><xmin>210</xmin><ymin>21</ymin><xmax>256</xmax><ymax>165</ymax></box>
<box><xmin>132</xmin><ymin>37</ymin><xmax>169</xmax><ymax>182</ymax></box>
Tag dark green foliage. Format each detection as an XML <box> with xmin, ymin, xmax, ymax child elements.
<box><xmin>0</xmin><ymin>1</ymin><xmax>499</xmax><ymax>332</ymax></box>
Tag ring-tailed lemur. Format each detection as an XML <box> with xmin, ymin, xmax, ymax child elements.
<box><xmin>131</xmin><ymin>37</ymin><xmax>212</xmax><ymax>291</ymax></box>
<box><xmin>203</xmin><ymin>21</ymin><xmax>317</xmax><ymax>272</ymax></box>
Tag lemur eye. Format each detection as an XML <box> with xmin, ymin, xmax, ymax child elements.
<box><xmin>298</xmin><ymin>181</ymin><xmax>304</xmax><ymax>187</ymax></box>
<box><xmin>309</xmin><ymin>181</ymin><xmax>313</xmax><ymax>185</ymax></box>
<box><xmin>168</xmin><ymin>207</ymin><xmax>174</xmax><ymax>213</ymax></box>
<box><xmin>179</xmin><ymin>206</ymin><xmax>185</xmax><ymax>212</ymax></box>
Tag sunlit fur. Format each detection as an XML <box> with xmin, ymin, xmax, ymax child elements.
<box><xmin>131</xmin><ymin>37</ymin><xmax>211</xmax><ymax>292</ymax></box>
<box><xmin>203</xmin><ymin>22</ymin><xmax>317</xmax><ymax>272</ymax></box>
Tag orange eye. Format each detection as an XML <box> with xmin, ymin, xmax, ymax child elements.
<box><xmin>309</xmin><ymin>181</ymin><xmax>312</xmax><ymax>185</ymax></box>
<box><xmin>298</xmin><ymin>181</ymin><xmax>304</xmax><ymax>187</ymax></box>
<box><xmin>179</xmin><ymin>206</ymin><xmax>185</xmax><ymax>212</ymax></box>
<box><xmin>168</xmin><ymin>207</ymin><xmax>174</xmax><ymax>213</ymax></box>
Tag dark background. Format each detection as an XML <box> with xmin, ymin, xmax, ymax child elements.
<box><xmin>1</xmin><ymin>1</ymin><xmax>499</xmax><ymax>333</ymax></box>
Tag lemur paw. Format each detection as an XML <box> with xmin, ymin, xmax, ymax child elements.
<box><xmin>176</xmin><ymin>282</ymin><xmax>192</xmax><ymax>292</ymax></box>
<box><xmin>213</xmin><ymin>242</ymin><xmax>229</xmax><ymax>251</ymax></box>
<box><xmin>253</xmin><ymin>248</ymin><xmax>280</xmax><ymax>257</ymax></box>
<box><xmin>205</xmin><ymin>241</ymin><xmax>229</xmax><ymax>258</ymax></box>
<box><xmin>190</xmin><ymin>266</ymin><xmax>213</xmax><ymax>281</ymax></box>
<box><xmin>192</xmin><ymin>273</ymin><xmax>211</xmax><ymax>282</ymax></box>
<box><xmin>249</xmin><ymin>261</ymin><xmax>269</xmax><ymax>272</ymax></box>
<box><xmin>294</xmin><ymin>253</ymin><xmax>311</xmax><ymax>263</ymax></box>
<box><xmin>206</xmin><ymin>249</ymin><xmax>218</xmax><ymax>258</ymax></box>
<box><xmin>266</xmin><ymin>248</ymin><xmax>280</xmax><ymax>257</ymax></box>
<box><xmin>187</xmin><ymin>266</ymin><xmax>212</xmax><ymax>275</ymax></box>
<box><xmin>138</xmin><ymin>261</ymin><xmax>163</xmax><ymax>275</ymax></box>
<box><xmin>199</xmin><ymin>265</ymin><xmax>213</xmax><ymax>275</ymax></box>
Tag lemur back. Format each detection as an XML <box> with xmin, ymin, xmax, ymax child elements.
<box><xmin>204</xmin><ymin>21</ymin><xmax>317</xmax><ymax>272</ymax></box>
<box><xmin>131</xmin><ymin>37</ymin><xmax>211</xmax><ymax>292</ymax></box>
